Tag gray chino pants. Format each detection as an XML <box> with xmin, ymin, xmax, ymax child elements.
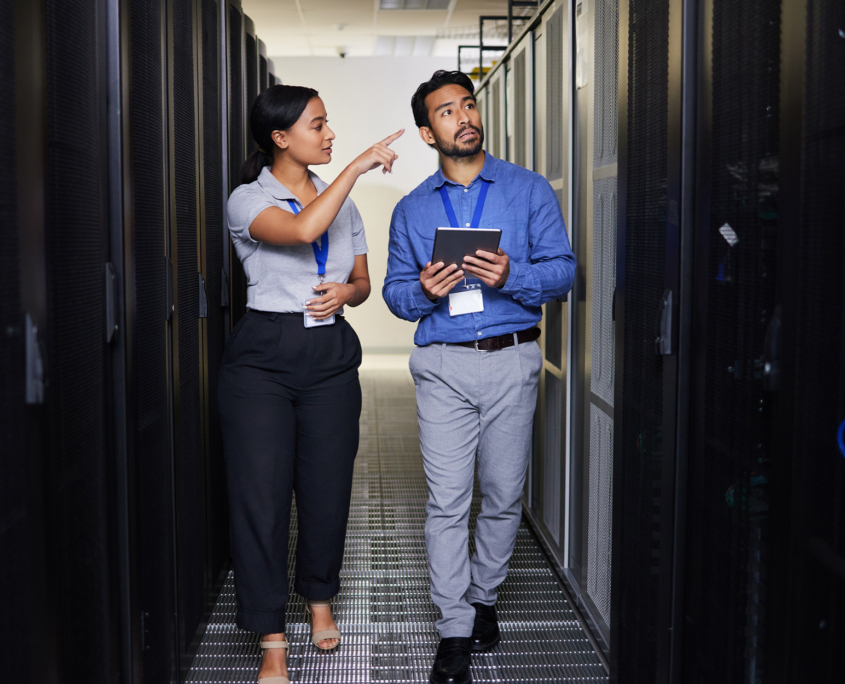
<box><xmin>409</xmin><ymin>338</ymin><xmax>543</xmax><ymax>638</ymax></box>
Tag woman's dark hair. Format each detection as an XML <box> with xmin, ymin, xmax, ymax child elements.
<box><xmin>411</xmin><ymin>70</ymin><xmax>475</xmax><ymax>129</ymax></box>
<box><xmin>241</xmin><ymin>84</ymin><xmax>319</xmax><ymax>185</ymax></box>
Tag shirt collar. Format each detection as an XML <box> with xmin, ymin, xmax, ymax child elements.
<box><xmin>256</xmin><ymin>166</ymin><xmax>329</xmax><ymax>204</ymax></box>
<box><xmin>432</xmin><ymin>151</ymin><xmax>499</xmax><ymax>190</ymax></box>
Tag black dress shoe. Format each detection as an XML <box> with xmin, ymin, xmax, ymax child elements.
<box><xmin>429</xmin><ymin>636</ymin><xmax>472</xmax><ymax>684</ymax></box>
<box><xmin>470</xmin><ymin>602</ymin><xmax>500</xmax><ymax>652</ymax></box>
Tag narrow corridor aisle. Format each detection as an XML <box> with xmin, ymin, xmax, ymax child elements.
<box><xmin>187</xmin><ymin>370</ymin><xmax>607</xmax><ymax>683</ymax></box>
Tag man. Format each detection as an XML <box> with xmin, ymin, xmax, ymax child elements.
<box><xmin>382</xmin><ymin>70</ymin><xmax>576</xmax><ymax>684</ymax></box>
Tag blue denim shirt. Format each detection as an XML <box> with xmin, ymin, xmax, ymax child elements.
<box><xmin>382</xmin><ymin>153</ymin><xmax>576</xmax><ymax>346</ymax></box>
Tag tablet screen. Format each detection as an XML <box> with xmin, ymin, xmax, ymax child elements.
<box><xmin>431</xmin><ymin>228</ymin><xmax>502</xmax><ymax>268</ymax></box>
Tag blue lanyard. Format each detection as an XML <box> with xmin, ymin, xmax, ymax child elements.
<box><xmin>438</xmin><ymin>179</ymin><xmax>490</xmax><ymax>228</ymax></box>
<box><xmin>287</xmin><ymin>199</ymin><xmax>329</xmax><ymax>277</ymax></box>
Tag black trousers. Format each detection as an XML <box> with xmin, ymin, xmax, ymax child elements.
<box><xmin>217</xmin><ymin>310</ymin><xmax>362</xmax><ymax>634</ymax></box>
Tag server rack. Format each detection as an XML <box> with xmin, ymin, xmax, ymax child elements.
<box><xmin>199</xmin><ymin>0</ymin><xmax>229</xmax><ymax>632</ymax></box>
<box><xmin>680</xmin><ymin>0</ymin><xmax>781</xmax><ymax>679</ymax></box>
<box><xmin>226</xmin><ymin>0</ymin><xmax>246</xmax><ymax>327</ymax></box>
<box><xmin>258</xmin><ymin>37</ymin><xmax>268</xmax><ymax>90</ymax></box>
<box><xmin>567</xmin><ymin>0</ymin><xmax>619</xmax><ymax>651</ymax></box>
<box><xmin>611</xmin><ymin>0</ymin><xmax>688</xmax><ymax>677</ymax></box>
<box><xmin>244</xmin><ymin>15</ymin><xmax>258</xmax><ymax>157</ymax></box>
<box><xmin>3</xmin><ymin>1</ymin><xmax>50</xmax><ymax>681</ymax></box>
<box><xmin>124</xmin><ymin>0</ymin><xmax>179</xmax><ymax>680</ymax></box>
<box><xmin>775</xmin><ymin>0</ymin><xmax>845</xmax><ymax>678</ymax></box>
<box><xmin>529</xmin><ymin>4</ymin><xmax>573</xmax><ymax>581</ymax></box>
<box><xmin>8</xmin><ymin>0</ymin><xmax>125</xmax><ymax>682</ymax></box>
<box><xmin>267</xmin><ymin>56</ymin><xmax>277</xmax><ymax>87</ymax></box>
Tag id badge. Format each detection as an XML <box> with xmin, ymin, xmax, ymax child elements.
<box><xmin>304</xmin><ymin>313</ymin><xmax>335</xmax><ymax>328</ymax></box>
<box><xmin>303</xmin><ymin>290</ymin><xmax>335</xmax><ymax>328</ymax></box>
<box><xmin>449</xmin><ymin>283</ymin><xmax>484</xmax><ymax>317</ymax></box>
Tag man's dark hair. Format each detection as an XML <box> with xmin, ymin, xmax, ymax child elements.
<box><xmin>411</xmin><ymin>70</ymin><xmax>476</xmax><ymax>129</ymax></box>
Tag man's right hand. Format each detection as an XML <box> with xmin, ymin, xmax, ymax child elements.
<box><xmin>420</xmin><ymin>261</ymin><xmax>464</xmax><ymax>301</ymax></box>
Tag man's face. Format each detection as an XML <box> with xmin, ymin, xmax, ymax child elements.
<box><xmin>420</xmin><ymin>84</ymin><xmax>485</xmax><ymax>158</ymax></box>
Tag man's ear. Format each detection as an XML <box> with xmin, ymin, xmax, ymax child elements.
<box><xmin>271</xmin><ymin>129</ymin><xmax>288</xmax><ymax>150</ymax></box>
<box><xmin>418</xmin><ymin>126</ymin><xmax>436</xmax><ymax>146</ymax></box>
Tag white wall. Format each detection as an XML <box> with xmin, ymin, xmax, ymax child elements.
<box><xmin>270</xmin><ymin>56</ymin><xmax>456</xmax><ymax>353</ymax></box>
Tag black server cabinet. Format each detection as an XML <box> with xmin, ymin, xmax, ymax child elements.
<box><xmin>774</xmin><ymin>0</ymin><xmax>845</xmax><ymax>679</ymax></box>
<box><xmin>2</xmin><ymin>3</ymin><xmax>39</xmax><ymax>681</ymax></box>
<box><xmin>244</xmin><ymin>15</ymin><xmax>258</xmax><ymax>157</ymax></box>
<box><xmin>681</xmin><ymin>0</ymin><xmax>781</xmax><ymax>680</ymax></box>
<box><xmin>258</xmin><ymin>37</ymin><xmax>268</xmax><ymax>90</ymax></box>
<box><xmin>44</xmin><ymin>0</ymin><xmax>123</xmax><ymax>680</ymax></box>
<box><xmin>200</xmin><ymin>0</ymin><xmax>229</xmax><ymax>610</ymax></box>
<box><xmin>227</xmin><ymin>4</ymin><xmax>250</xmax><ymax>326</ymax></box>
<box><xmin>168</xmin><ymin>0</ymin><xmax>208</xmax><ymax>668</ymax></box>
<box><xmin>8</xmin><ymin>0</ymin><xmax>124</xmax><ymax>680</ymax></box>
<box><xmin>167</xmin><ymin>0</ymin><xmax>229</xmax><ymax>673</ymax></box>
<box><xmin>611</xmin><ymin>0</ymin><xmax>686</xmax><ymax>679</ymax></box>
<box><xmin>267</xmin><ymin>56</ymin><xmax>277</xmax><ymax>86</ymax></box>
<box><xmin>127</xmin><ymin>0</ymin><xmax>179</xmax><ymax>681</ymax></box>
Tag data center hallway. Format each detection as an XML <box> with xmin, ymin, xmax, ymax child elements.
<box><xmin>186</xmin><ymin>369</ymin><xmax>608</xmax><ymax>683</ymax></box>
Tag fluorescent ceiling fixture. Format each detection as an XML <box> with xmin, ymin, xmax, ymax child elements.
<box><xmin>379</xmin><ymin>0</ymin><xmax>451</xmax><ymax>9</ymax></box>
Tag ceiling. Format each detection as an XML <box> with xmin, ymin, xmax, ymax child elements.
<box><xmin>241</xmin><ymin>0</ymin><xmax>515</xmax><ymax>59</ymax></box>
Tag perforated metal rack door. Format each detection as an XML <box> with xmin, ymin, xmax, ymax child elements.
<box><xmin>513</xmin><ymin>49</ymin><xmax>527</xmax><ymax>168</ymax></box>
<box><xmin>259</xmin><ymin>54</ymin><xmax>268</xmax><ymax>91</ymax></box>
<box><xmin>245</xmin><ymin>30</ymin><xmax>258</xmax><ymax>156</ymax></box>
<box><xmin>44</xmin><ymin>0</ymin><xmax>115</xmax><ymax>678</ymax></box>
<box><xmin>227</xmin><ymin>5</ymin><xmax>248</xmax><ymax>326</ymax></box>
<box><xmin>202</xmin><ymin>0</ymin><xmax>229</xmax><ymax>583</ymax></box>
<box><xmin>785</xmin><ymin>0</ymin><xmax>845</xmax><ymax>676</ymax></box>
<box><xmin>682</xmin><ymin>0</ymin><xmax>780</xmax><ymax>680</ymax></box>
<box><xmin>172</xmin><ymin>0</ymin><xmax>207</xmax><ymax>657</ymax></box>
<box><xmin>129</xmin><ymin>0</ymin><xmax>177</xmax><ymax>679</ymax></box>
<box><xmin>616</xmin><ymin>0</ymin><xmax>670</xmax><ymax>679</ymax></box>
<box><xmin>491</xmin><ymin>76</ymin><xmax>502</xmax><ymax>159</ymax></box>
<box><xmin>0</xmin><ymin>9</ymin><xmax>30</xmax><ymax>681</ymax></box>
<box><xmin>584</xmin><ymin>0</ymin><xmax>619</xmax><ymax>638</ymax></box>
<box><xmin>227</xmin><ymin>4</ymin><xmax>243</xmax><ymax>193</ymax></box>
<box><xmin>546</xmin><ymin>5</ymin><xmax>564</xmax><ymax>182</ymax></box>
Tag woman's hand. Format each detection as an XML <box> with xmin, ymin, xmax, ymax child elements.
<box><xmin>349</xmin><ymin>129</ymin><xmax>404</xmax><ymax>176</ymax></box>
<box><xmin>304</xmin><ymin>282</ymin><xmax>356</xmax><ymax>320</ymax></box>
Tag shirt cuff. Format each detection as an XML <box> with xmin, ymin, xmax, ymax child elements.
<box><xmin>499</xmin><ymin>260</ymin><xmax>526</xmax><ymax>299</ymax></box>
<box><xmin>412</xmin><ymin>280</ymin><xmax>440</xmax><ymax>317</ymax></box>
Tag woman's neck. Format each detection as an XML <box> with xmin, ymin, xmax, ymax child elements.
<box><xmin>270</xmin><ymin>155</ymin><xmax>313</xmax><ymax>197</ymax></box>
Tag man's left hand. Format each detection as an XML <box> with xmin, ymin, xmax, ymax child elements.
<box><xmin>462</xmin><ymin>248</ymin><xmax>510</xmax><ymax>289</ymax></box>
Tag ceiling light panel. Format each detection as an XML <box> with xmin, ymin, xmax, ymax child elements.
<box><xmin>379</xmin><ymin>0</ymin><xmax>451</xmax><ymax>9</ymax></box>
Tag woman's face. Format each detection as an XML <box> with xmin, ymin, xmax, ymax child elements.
<box><xmin>273</xmin><ymin>97</ymin><xmax>335</xmax><ymax>166</ymax></box>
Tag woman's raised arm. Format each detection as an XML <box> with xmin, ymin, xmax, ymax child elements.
<box><xmin>249</xmin><ymin>130</ymin><xmax>404</xmax><ymax>246</ymax></box>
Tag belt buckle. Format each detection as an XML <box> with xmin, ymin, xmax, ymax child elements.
<box><xmin>474</xmin><ymin>339</ymin><xmax>482</xmax><ymax>352</ymax></box>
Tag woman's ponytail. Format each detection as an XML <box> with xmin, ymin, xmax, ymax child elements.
<box><xmin>240</xmin><ymin>84</ymin><xmax>319</xmax><ymax>185</ymax></box>
<box><xmin>241</xmin><ymin>147</ymin><xmax>274</xmax><ymax>185</ymax></box>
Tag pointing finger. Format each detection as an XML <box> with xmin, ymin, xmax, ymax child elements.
<box><xmin>381</xmin><ymin>129</ymin><xmax>405</xmax><ymax>146</ymax></box>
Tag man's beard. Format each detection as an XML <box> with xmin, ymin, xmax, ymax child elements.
<box><xmin>434</xmin><ymin>125</ymin><xmax>485</xmax><ymax>158</ymax></box>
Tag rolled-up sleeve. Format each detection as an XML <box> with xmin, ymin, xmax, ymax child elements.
<box><xmin>499</xmin><ymin>176</ymin><xmax>576</xmax><ymax>307</ymax></box>
<box><xmin>382</xmin><ymin>201</ymin><xmax>439</xmax><ymax>322</ymax></box>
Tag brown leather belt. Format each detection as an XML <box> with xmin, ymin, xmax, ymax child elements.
<box><xmin>450</xmin><ymin>327</ymin><xmax>541</xmax><ymax>352</ymax></box>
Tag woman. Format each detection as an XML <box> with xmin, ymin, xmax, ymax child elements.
<box><xmin>219</xmin><ymin>84</ymin><xmax>403</xmax><ymax>684</ymax></box>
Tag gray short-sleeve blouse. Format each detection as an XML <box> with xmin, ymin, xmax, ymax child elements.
<box><xmin>227</xmin><ymin>166</ymin><xmax>368</xmax><ymax>314</ymax></box>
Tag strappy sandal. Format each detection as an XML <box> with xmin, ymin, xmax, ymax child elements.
<box><xmin>257</xmin><ymin>639</ymin><xmax>290</xmax><ymax>684</ymax></box>
<box><xmin>305</xmin><ymin>600</ymin><xmax>341</xmax><ymax>651</ymax></box>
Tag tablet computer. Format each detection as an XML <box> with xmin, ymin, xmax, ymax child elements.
<box><xmin>431</xmin><ymin>228</ymin><xmax>503</xmax><ymax>268</ymax></box>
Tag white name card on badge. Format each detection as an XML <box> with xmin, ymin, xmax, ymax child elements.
<box><xmin>449</xmin><ymin>283</ymin><xmax>483</xmax><ymax>316</ymax></box>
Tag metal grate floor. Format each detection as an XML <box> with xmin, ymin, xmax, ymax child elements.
<box><xmin>187</xmin><ymin>370</ymin><xmax>608</xmax><ymax>683</ymax></box>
